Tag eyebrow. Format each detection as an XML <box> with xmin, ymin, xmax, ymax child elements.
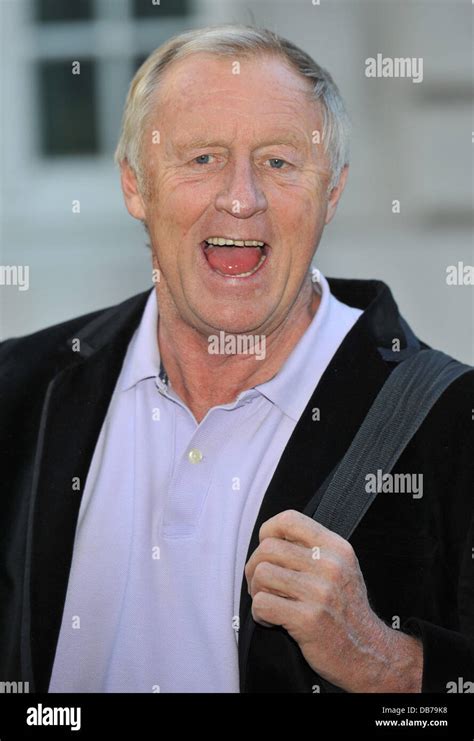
<box><xmin>256</xmin><ymin>136</ymin><xmax>305</xmax><ymax>150</ymax></box>
<box><xmin>173</xmin><ymin>139</ymin><xmax>226</xmax><ymax>154</ymax></box>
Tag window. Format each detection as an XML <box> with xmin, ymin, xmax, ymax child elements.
<box><xmin>35</xmin><ymin>0</ymin><xmax>93</xmax><ymax>23</ymax></box>
<box><xmin>38</xmin><ymin>60</ymin><xmax>98</xmax><ymax>155</ymax></box>
<box><xmin>33</xmin><ymin>0</ymin><xmax>194</xmax><ymax>158</ymax></box>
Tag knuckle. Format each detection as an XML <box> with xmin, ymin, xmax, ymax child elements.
<box><xmin>259</xmin><ymin>537</ymin><xmax>277</xmax><ymax>555</ymax></box>
<box><xmin>324</xmin><ymin>556</ymin><xmax>344</xmax><ymax>581</ymax></box>
<box><xmin>252</xmin><ymin>590</ymin><xmax>268</xmax><ymax>613</ymax></box>
<box><xmin>277</xmin><ymin>509</ymin><xmax>299</xmax><ymax>536</ymax></box>
<box><xmin>252</xmin><ymin>590</ymin><xmax>265</xmax><ymax>607</ymax></box>
<box><xmin>253</xmin><ymin>561</ymin><xmax>272</xmax><ymax>582</ymax></box>
<box><xmin>280</xmin><ymin>508</ymin><xmax>299</xmax><ymax>525</ymax></box>
<box><xmin>338</xmin><ymin>537</ymin><xmax>356</xmax><ymax>561</ymax></box>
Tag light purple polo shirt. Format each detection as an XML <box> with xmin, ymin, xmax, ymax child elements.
<box><xmin>49</xmin><ymin>272</ymin><xmax>362</xmax><ymax>693</ymax></box>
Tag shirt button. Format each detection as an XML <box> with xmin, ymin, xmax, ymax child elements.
<box><xmin>188</xmin><ymin>448</ymin><xmax>203</xmax><ymax>464</ymax></box>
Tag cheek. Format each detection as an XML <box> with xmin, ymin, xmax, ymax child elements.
<box><xmin>161</xmin><ymin>180</ymin><xmax>215</xmax><ymax>231</ymax></box>
<box><xmin>273</xmin><ymin>185</ymin><xmax>325</xmax><ymax>241</ymax></box>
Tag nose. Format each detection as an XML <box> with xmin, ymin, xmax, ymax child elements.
<box><xmin>214</xmin><ymin>158</ymin><xmax>268</xmax><ymax>218</ymax></box>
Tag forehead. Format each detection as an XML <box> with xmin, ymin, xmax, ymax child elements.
<box><xmin>154</xmin><ymin>52</ymin><xmax>319</xmax><ymax>124</ymax></box>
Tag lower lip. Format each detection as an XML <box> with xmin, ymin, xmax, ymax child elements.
<box><xmin>198</xmin><ymin>241</ymin><xmax>270</xmax><ymax>282</ymax></box>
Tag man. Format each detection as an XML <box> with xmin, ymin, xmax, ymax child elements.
<box><xmin>0</xmin><ymin>24</ymin><xmax>473</xmax><ymax>694</ymax></box>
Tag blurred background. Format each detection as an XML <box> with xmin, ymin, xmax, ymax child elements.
<box><xmin>0</xmin><ymin>0</ymin><xmax>472</xmax><ymax>361</ymax></box>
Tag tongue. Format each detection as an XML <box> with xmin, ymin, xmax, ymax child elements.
<box><xmin>205</xmin><ymin>246</ymin><xmax>262</xmax><ymax>275</ymax></box>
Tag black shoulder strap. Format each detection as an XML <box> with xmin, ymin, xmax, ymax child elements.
<box><xmin>309</xmin><ymin>349</ymin><xmax>472</xmax><ymax>539</ymax></box>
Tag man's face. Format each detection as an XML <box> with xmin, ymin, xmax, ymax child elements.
<box><xmin>123</xmin><ymin>52</ymin><xmax>346</xmax><ymax>336</ymax></box>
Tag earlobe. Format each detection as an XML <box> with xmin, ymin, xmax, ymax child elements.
<box><xmin>120</xmin><ymin>161</ymin><xmax>147</xmax><ymax>221</ymax></box>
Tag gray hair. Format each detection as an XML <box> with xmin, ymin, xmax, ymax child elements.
<box><xmin>114</xmin><ymin>23</ymin><xmax>351</xmax><ymax>192</ymax></box>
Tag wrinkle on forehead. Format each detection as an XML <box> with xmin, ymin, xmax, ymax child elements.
<box><xmin>154</xmin><ymin>52</ymin><xmax>317</xmax><ymax>115</ymax></box>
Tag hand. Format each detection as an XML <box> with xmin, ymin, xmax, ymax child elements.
<box><xmin>244</xmin><ymin>509</ymin><xmax>423</xmax><ymax>692</ymax></box>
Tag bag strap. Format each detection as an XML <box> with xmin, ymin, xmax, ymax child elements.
<box><xmin>310</xmin><ymin>349</ymin><xmax>472</xmax><ymax>539</ymax></box>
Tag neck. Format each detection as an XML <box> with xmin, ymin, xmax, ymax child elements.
<box><xmin>156</xmin><ymin>280</ymin><xmax>321</xmax><ymax>423</ymax></box>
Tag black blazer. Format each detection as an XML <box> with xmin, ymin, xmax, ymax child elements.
<box><xmin>1</xmin><ymin>278</ymin><xmax>473</xmax><ymax>693</ymax></box>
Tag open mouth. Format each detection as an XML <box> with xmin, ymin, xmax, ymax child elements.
<box><xmin>201</xmin><ymin>236</ymin><xmax>269</xmax><ymax>278</ymax></box>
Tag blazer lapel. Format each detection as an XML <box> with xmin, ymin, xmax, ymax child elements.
<box><xmin>24</xmin><ymin>290</ymin><xmax>151</xmax><ymax>692</ymax></box>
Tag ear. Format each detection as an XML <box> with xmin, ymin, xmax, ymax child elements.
<box><xmin>325</xmin><ymin>165</ymin><xmax>349</xmax><ymax>225</ymax></box>
<box><xmin>120</xmin><ymin>161</ymin><xmax>147</xmax><ymax>221</ymax></box>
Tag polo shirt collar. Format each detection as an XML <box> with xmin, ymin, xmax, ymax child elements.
<box><xmin>120</xmin><ymin>272</ymin><xmax>362</xmax><ymax>423</ymax></box>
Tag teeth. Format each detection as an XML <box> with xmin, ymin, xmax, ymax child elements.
<box><xmin>205</xmin><ymin>237</ymin><xmax>265</xmax><ymax>247</ymax></box>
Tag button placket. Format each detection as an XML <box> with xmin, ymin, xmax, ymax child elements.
<box><xmin>160</xmin><ymin>397</ymin><xmax>262</xmax><ymax>537</ymax></box>
<box><xmin>161</xmin><ymin>424</ymin><xmax>214</xmax><ymax>536</ymax></box>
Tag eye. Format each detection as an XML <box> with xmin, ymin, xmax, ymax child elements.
<box><xmin>193</xmin><ymin>154</ymin><xmax>214</xmax><ymax>165</ymax></box>
<box><xmin>267</xmin><ymin>158</ymin><xmax>287</xmax><ymax>169</ymax></box>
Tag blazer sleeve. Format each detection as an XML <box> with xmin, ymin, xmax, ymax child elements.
<box><xmin>402</xmin><ymin>506</ymin><xmax>474</xmax><ymax>692</ymax></box>
<box><xmin>402</xmin><ymin>620</ymin><xmax>474</xmax><ymax>693</ymax></box>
